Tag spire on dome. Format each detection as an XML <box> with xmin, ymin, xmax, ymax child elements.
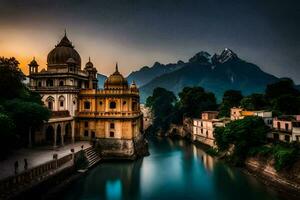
<box><xmin>56</xmin><ymin>30</ymin><xmax>73</xmax><ymax>48</ymax></box>
<box><xmin>89</xmin><ymin>56</ymin><xmax>91</xmax><ymax>62</ymax></box>
<box><xmin>116</xmin><ymin>62</ymin><xmax>119</xmax><ymax>72</ymax></box>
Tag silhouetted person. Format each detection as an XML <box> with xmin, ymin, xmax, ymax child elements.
<box><xmin>81</xmin><ymin>145</ymin><xmax>84</xmax><ymax>150</ymax></box>
<box><xmin>14</xmin><ymin>161</ymin><xmax>19</xmax><ymax>174</ymax></box>
<box><xmin>24</xmin><ymin>158</ymin><xmax>28</xmax><ymax>170</ymax></box>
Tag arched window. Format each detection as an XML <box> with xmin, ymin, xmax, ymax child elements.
<box><xmin>84</xmin><ymin>101</ymin><xmax>90</xmax><ymax>109</ymax></box>
<box><xmin>38</xmin><ymin>81</ymin><xmax>42</xmax><ymax>87</ymax></box>
<box><xmin>277</xmin><ymin>122</ymin><xmax>281</xmax><ymax>129</ymax></box>
<box><xmin>59</xmin><ymin>96</ymin><xmax>65</xmax><ymax>108</ymax></box>
<box><xmin>110</xmin><ymin>101</ymin><xmax>116</xmax><ymax>109</ymax></box>
<box><xmin>59</xmin><ymin>80</ymin><xmax>64</xmax><ymax>86</ymax></box>
<box><xmin>46</xmin><ymin>96</ymin><xmax>55</xmax><ymax>110</ymax></box>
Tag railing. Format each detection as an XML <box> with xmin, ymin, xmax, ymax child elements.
<box><xmin>79</xmin><ymin>89</ymin><xmax>139</xmax><ymax>95</ymax></box>
<box><xmin>77</xmin><ymin>111</ymin><xmax>142</xmax><ymax>118</ymax></box>
<box><xmin>30</xmin><ymin>85</ymin><xmax>81</xmax><ymax>91</ymax></box>
<box><xmin>51</xmin><ymin>110</ymin><xmax>71</xmax><ymax>118</ymax></box>
<box><xmin>292</xmin><ymin>127</ymin><xmax>300</xmax><ymax>134</ymax></box>
<box><xmin>273</xmin><ymin>128</ymin><xmax>292</xmax><ymax>133</ymax></box>
<box><xmin>0</xmin><ymin>152</ymin><xmax>75</xmax><ymax>195</ymax></box>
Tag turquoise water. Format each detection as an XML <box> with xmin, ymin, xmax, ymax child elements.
<box><xmin>61</xmin><ymin>137</ymin><xmax>283</xmax><ymax>200</ymax></box>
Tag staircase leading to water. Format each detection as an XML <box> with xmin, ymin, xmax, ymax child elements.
<box><xmin>83</xmin><ymin>147</ymin><xmax>101</xmax><ymax>168</ymax></box>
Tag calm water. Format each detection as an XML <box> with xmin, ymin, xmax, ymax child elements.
<box><xmin>61</xmin><ymin>136</ymin><xmax>283</xmax><ymax>200</ymax></box>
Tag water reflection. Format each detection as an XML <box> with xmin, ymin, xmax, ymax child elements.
<box><xmin>61</xmin><ymin>136</ymin><xmax>283</xmax><ymax>200</ymax></box>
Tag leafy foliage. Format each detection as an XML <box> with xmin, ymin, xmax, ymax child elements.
<box><xmin>0</xmin><ymin>57</ymin><xmax>50</xmax><ymax>157</ymax></box>
<box><xmin>0</xmin><ymin>57</ymin><xmax>25</xmax><ymax>100</ymax></box>
<box><xmin>178</xmin><ymin>86</ymin><xmax>217</xmax><ymax>118</ymax></box>
<box><xmin>219</xmin><ymin>90</ymin><xmax>243</xmax><ymax>117</ymax></box>
<box><xmin>265</xmin><ymin>78</ymin><xmax>300</xmax><ymax>115</ymax></box>
<box><xmin>214</xmin><ymin>116</ymin><xmax>269</xmax><ymax>165</ymax></box>
<box><xmin>240</xmin><ymin>93</ymin><xmax>268</xmax><ymax>111</ymax></box>
<box><xmin>146</xmin><ymin>87</ymin><xmax>177</xmax><ymax>133</ymax></box>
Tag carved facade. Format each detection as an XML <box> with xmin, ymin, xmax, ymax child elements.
<box><xmin>28</xmin><ymin>32</ymin><xmax>147</xmax><ymax>159</ymax></box>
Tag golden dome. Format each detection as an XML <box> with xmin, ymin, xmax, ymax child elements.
<box><xmin>104</xmin><ymin>63</ymin><xmax>128</xmax><ymax>89</ymax></box>
<box><xmin>47</xmin><ymin>32</ymin><xmax>81</xmax><ymax>68</ymax></box>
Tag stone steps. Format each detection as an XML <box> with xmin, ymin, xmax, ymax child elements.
<box><xmin>83</xmin><ymin>147</ymin><xmax>101</xmax><ymax>168</ymax></box>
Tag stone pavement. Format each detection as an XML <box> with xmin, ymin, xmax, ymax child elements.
<box><xmin>0</xmin><ymin>141</ymin><xmax>91</xmax><ymax>180</ymax></box>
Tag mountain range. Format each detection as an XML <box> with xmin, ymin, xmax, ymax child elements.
<box><xmin>98</xmin><ymin>49</ymin><xmax>287</xmax><ymax>103</ymax></box>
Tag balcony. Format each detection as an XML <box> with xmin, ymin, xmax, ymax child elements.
<box><xmin>292</xmin><ymin>127</ymin><xmax>300</xmax><ymax>134</ymax></box>
<box><xmin>51</xmin><ymin>110</ymin><xmax>71</xmax><ymax>118</ymax></box>
<box><xmin>30</xmin><ymin>85</ymin><xmax>80</xmax><ymax>92</ymax></box>
<box><xmin>76</xmin><ymin>111</ymin><xmax>142</xmax><ymax>118</ymax></box>
<box><xmin>79</xmin><ymin>89</ymin><xmax>139</xmax><ymax>96</ymax></box>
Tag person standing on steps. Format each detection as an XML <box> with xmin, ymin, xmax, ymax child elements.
<box><xmin>24</xmin><ymin>158</ymin><xmax>28</xmax><ymax>170</ymax></box>
<box><xmin>14</xmin><ymin>161</ymin><xmax>18</xmax><ymax>174</ymax></box>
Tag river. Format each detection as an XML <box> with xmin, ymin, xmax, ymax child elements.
<box><xmin>61</xmin><ymin>136</ymin><xmax>284</xmax><ymax>200</ymax></box>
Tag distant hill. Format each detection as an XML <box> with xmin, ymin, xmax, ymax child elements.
<box><xmin>126</xmin><ymin>61</ymin><xmax>185</xmax><ymax>87</ymax></box>
<box><xmin>97</xmin><ymin>73</ymin><xmax>107</xmax><ymax>89</ymax></box>
<box><xmin>138</xmin><ymin>49</ymin><xmax>280</xmax><ymax>103</ymax></box>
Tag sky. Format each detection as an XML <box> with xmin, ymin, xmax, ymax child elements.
<box><xmin>0</xmin><ymin>0</ymin><xmax>299</xmax><ymax>81</ymax></box>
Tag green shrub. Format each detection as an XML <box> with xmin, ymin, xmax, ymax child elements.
<box><xmin>206</xmin><ymin>147</ymin><xmax>219</xmax><ymax>156</ymax></box>
<box><xmin>272</xmin><ymin>144</ymin><xmax>297</xmax><ymax>171</ymax></box>
<box><xmin>248</xmin><ymin>145</ymin><xmax>272</xmax><ymax>156</ymax></box>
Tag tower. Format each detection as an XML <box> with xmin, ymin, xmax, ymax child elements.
<box><xmin>28</xmin><ymin>57</ymin><xmax>39</xmax><ymax>75</ymax></box>
<box><xmin>85</xmin><ymin>57</ymin><xmax>98</xmax><ymax>89</ymax></box>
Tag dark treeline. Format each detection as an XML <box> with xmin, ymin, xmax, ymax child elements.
<box><xmin>0</xmin><ymin>57</ymin><xmax>50</xmax><ymax>159</ymax></box>
<box><xmin>146</xmin><ymin>77</ymin><xmax>300</xmax><ymax>134</ymax></box>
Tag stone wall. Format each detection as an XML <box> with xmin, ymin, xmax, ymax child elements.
<box><xmin>245</xmin><ymin>156</ymin><xmax>300</xmax><ymax>198</ymax></box>
<box><xmin>95</xmin><ymin>136</ymin><xmax>149</xmax><ymax>160</ymax></box>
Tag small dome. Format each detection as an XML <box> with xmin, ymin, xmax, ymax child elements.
<box><xmin>104</xmin><ymin>63</ymin><xmax>128</xmax><ymax>89</ymax></box>
<box><xmin>130</xmin><ymin>81</ymin><xmax>138</xmax><ymax>91</ymax></box>
<box><xmin>47</xmin><ymin>32</ymin><xmax>81</xmax><ymax>68</ymax></box>
<box><xmin>29</xmin><ymin>57</ymin><xmax>38</xmax><ymax>67</ymax></box>
<box><xmin>85</xmin><ymin>57</ymin><xmax>94</xmax><ymax>69</ymax></box>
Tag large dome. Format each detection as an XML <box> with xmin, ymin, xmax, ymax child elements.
<box><xmin>47</xmin><ymin>34</ymin><xmax>81</xmax><ymax>67</ymax></box>
<box><xmin>104</xmin><ymin>63</ymin><xmax>128</xmax><ymax>89</ymax></box>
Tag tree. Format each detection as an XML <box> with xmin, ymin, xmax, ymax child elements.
<box><xmin>4</xmin><ymin>99</ymin><xmax>50</xmax><ymax>146</ymax></box>
<box><xmin>240</xmin><ymin>93</ymin><xmax>268</xmax><ymax>111</ymax></box>
<box><xmin>265</xmin><ymin>78</ymin><xmax>299</xmax><ymax>100</ymax></box>
<box><xmin>178</xmin><ymin>86</ymin><xmax>217</xmax><ymax>118</ymax></box>
<box><xmin>272</xmin><ymin>94</ymin><xmax>300</xmax><ymax>115</ymax></box>
<box><xmin>0</xmin><ymin>57</ymin><xmax>25</xmax><ymax>100</ymax></box>
<box><xmin>265</xmin><ymin>78</ymin><xmax>300</xmax><ymax>115</ymax></box>
<box><xmin>214</xmin><ymin>116</ymin><xmax>269</xmax><ymax>165</ymax></box>
<box><xmin>0</xmin><ymin>57</ymin><xmax>50</xmax><ymax>149</ymax></box>
<box><xmin>219</xmin><ymin>90</ymin><xmax>243</xmax><ymax>117</ymax></box>
<box><xmin>146</xmin><ymin>87</ymin><xmax>177</xmax><ymax>133</ymax></box>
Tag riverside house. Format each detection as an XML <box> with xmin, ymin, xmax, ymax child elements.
<box><xmin>230</xmin><ymin>107</ymin><xmax>273</xmax><ymax>127</ymax></box>
<box><xmin>270</xmin><ymin>115</ymin><xmax>300</xmax><ymax>142</ymax></box>
<box><xmin>192</xmin><ymin>111</ymin><xmax>230</xmax><ymax>147</ymax></box>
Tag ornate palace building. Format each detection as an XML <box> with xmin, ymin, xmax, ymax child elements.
<box><xmin>28</xmin><ymin>32</ymin><xmax>147</xmax><ymax>159</ymax></box>
<box><xmin>77</xmin><ymin>64</ymin><xmax>146</xmax><ymax>159</ymax></box>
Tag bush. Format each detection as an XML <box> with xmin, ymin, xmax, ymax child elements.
<box><xmin>248</xmin><ymin>145</ymin><xmax>272</xmax><ymax>156</ymax></box>
<box><xmin>206</xmin><ymin>147</ymin><xmax>219</xmax><ymax>156</ymax></box>
<box><xmin>272</xmin><ymin>144</ymin><xmax>297</xmax><ymax>171</ymax></box>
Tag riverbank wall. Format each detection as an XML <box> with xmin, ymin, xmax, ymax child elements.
<box><xmin>245</xmin><ymin>156</ymin><xmax>300</xmax><ymax>199</ymax></box>
<box><xmin>165</xmin><ymin>125</ymin><xmax>300</xmax><ymax>198</ymax></box>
